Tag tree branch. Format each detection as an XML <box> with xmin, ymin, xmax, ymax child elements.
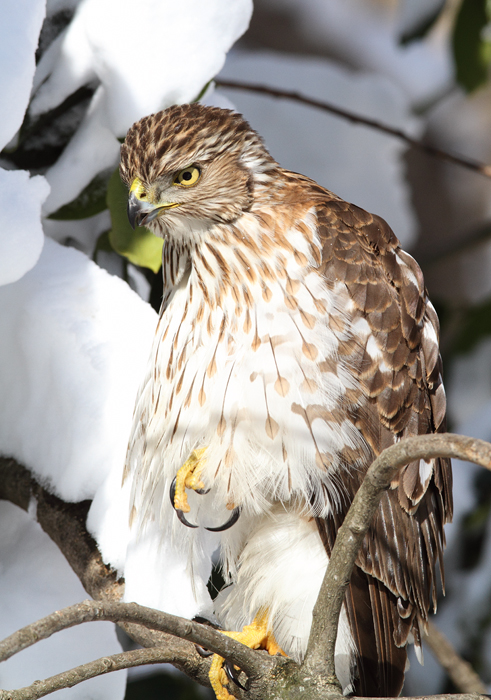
<box><xmin>0</xmin><ymin>457</ymin><xmax>121</xmax><ymax>603</ymax></box>
<box><xmin>303</xmin><ymin>433</ymin><xmax>491</xmax><ymax>683</ymax></box>
<box><xmin>0</xmin><ymin>599</ymin><xmax>272</xmax><ymax>679</ymax></box>
<box><xmin>353</xmin><ymin>696</ymin><xmax>485</xmax><ymax>700</ymax></box>
<box><xmin>214</xmin><ymin>80</ymin><xmax>491</xmax><ymax>180</ymax></box>
<box><xmin>426</xmin><ymin>621</ymin><xmax>487</xmax><ymax>695</ymax></box>
<box><xmin>1</xmin><ymin>436</ymin><xmax>489</xmax><ymax>699</ymax></box>
<box><xmin>0</xmin><ymin>457</ymin><xmax>212</xmax><ymax>688</ymax></box>
<box><xmin>0</xmin><ymin>647</ymin><xmax>174</xmax><ymax>700</ymax></box>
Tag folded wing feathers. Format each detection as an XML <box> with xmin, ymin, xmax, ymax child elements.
<box><xmin>315</xmin><ymin>199</ymin><xmax>452</xmax><ymax>696</ymax></box>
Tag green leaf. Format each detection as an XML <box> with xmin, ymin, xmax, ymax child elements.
<box><xmin>48</xmin><ymin>167</ymin><xmax>113</xmax><ymax>220</ymax></box>
<box><xmin>452</xmin><ymin>0</ymin><xmax>491</xmax><ymax>93</ymax></box>
<box><xmin>106</xmin><ymin>167</ymin><xmax>163</xmax><ymax>273</ymax></box>
<box><xmin>193</xmin><ymin>79</ymin><xmax>213</xmax><ymax>103</ymax></box>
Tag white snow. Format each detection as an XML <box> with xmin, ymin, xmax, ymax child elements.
<box><xmin>0</xmin><ymin>237</ymin><xmax>157</xmax><ymax>502</ymax></box>
<box><xmin>218</xmin><ymin>50</ymin><xmax>420</xmax><ymax>247</ymax></box>
<box><xmin>0</xmin><ymin>237</ymin><xmax>157</xmax><ymax>696</ymax></box>
<box><xmin>422</xmin><ymin>86</ymin><xmax>491</xmax><ymax>306</ymax></box>
<box><xmin>43</xmin><ymin>209</ymin><xmax>111</xmax><ymax>254</ymax></box>
<box><xmin>34</xmin><ymin>0</ymin><xmax>253</xmax><ymax>214</ymax></box>
<box><xmin>0</xmin><ymin>169</ymin><xmax>49</xmax><ymax>285</ymax></box>
<box><xmin>0</xmin><ymin>0</ymin><xmax>50</xmax><ymax>285</ymax></box>
<box><xmin>42</xmin><ymin>87</ymin><xmax>122</xmax><ymax>217</ymax></box>
<box><xmin>0</xmin><ymin>0</ymin><xmax>46</xmax><ymax>150</ymax></box>
<box><xmin>0</xmin><ymin>502</ymin><xmax>127</xmax><ymax>699</ymax></box>
<box><xmin>0</xmin><ymin>1</ymin><xmax>254</xmax><ymax>694</ymax></box>
<box><xmin>257</xmin><ymin>0</ymin><xmax>453</xmax><ymax>107</ymax></box>
<box><xmin>396</xmin><ymin>0</ymin><xmax>445</xmax><ymax>42</ymax></box>
<box><xmin>447</xmin><ymin>339</ymin><xmax>491</xmax><ymax>429</ymax></box>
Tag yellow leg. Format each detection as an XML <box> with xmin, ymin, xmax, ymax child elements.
<box><xmin>209</xmin><ymin>610</ymin><xmax>286</xmax><ymax>700</ymax></box>
<box><xmin>173</xmin><ymin>447</ymin><xmax>207</xmax><ymax>512</ymax></box>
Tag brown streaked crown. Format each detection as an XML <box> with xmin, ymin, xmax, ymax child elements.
<box><xmin>120</xmin><ymin>103</ymin><xmax>275</xmax><ymax>188</ymax></box>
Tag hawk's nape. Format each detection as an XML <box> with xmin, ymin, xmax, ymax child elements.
<box><xmin>119</xmin><ymin>103</ymin><xmax>452</xmax><ymax>700</ymax></box>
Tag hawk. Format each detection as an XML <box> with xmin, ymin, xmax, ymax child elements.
<box><xmin>120</xmin><ymin>103</ymin><xmax>452</xmax><ymax>699</ymax></box>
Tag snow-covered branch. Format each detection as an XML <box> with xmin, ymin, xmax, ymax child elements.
<box><xmin>1</xmin><ymin>434</ymin><xmax>489</xmax><ymax>699</ymax></box>
<box><xmin>0</xmin><ymin>456</ymin><xmax>121</xmax><ymax>605</ymax></box>
<box><xmin>0</xmin><ymin>457</ymin><xmax>272</xmax><ymax>695</ymax></box>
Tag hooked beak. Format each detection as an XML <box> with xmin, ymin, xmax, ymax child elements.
<box><xmin>126</xmin><ymin>191</ymin><xmax>180</xmax><ymax>229</ymax></box>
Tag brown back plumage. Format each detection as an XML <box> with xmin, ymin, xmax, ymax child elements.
<box><xmin>314</xmin><ymin>197</ymin><xmax>452</xmax><ymax>696</ymax></box>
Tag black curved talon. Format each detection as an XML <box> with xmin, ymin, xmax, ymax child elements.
<box><xmin>192</xmin><ymin>617</ymin><xmax>219</xmax><ymax>657</ymax></box>
<box><xmin>225</xmin><ymin>659</ymin><xmax>247</xmax><ymax>690</ymax></box>
<box><xmin>195</xmin><ymin>645</ymin><xmax>214</xmax><ymax>658</ymax></box>
<box><xmin>170</xmin><ymin>477</ymin><xmax>240</xmax><ymax>530</ymax></box>
<box><xmin>169</xmin><ymin>476</ymin><xmax>178</xmax><ymax>508</ymax></box>
<box><xmin>169</xmin><ymin>476</ymin><xmax>198</xmax><ymax>528</ymax></box>
<box><xmin>176</xmin><ymin>508</ymin><xmax>199</xmax><ymax>528</ymax></box>
<box><xmin>205</xmin><ymin>507</ymin><xmax>241</xmax><ymax>532</ymax></box>
<box><xmin>194</xmin><ymin>487</ymin><xmax>211</xmax><ymax>495</ymax></box>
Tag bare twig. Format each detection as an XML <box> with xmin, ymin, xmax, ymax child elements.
<box><xmin>426</xmin><ymin>621</ymin><xmax>487</xmax><ymax>695</ymax></box>
<box><xmin>0</xmin><ymin>647</ymin><xmax>172</xmax><ymax>700</ymax></box>
<box><xmin>215</xmin><ymin>80</ymin><xmax>491</xmax><ymax>180</ymax></box>
<box><xmin>304</xmin><ymin>433</ymin><xmax>491</xmax><ymax>682</ymax></box>
<box><xmin>0</xmin><ymin>599</ymin><xmax>271</xmax><ymax>679</ymax></box>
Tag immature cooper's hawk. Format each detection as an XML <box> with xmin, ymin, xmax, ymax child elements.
<box><xmin>120</xmin><ymin>104</ymin><xmax>452</xmax><ymax>699</ymax></box>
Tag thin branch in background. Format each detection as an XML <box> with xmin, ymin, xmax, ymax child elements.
<box><xmin>215</xmin><ymin>80</ymin><xmax>491</xmax><ymax>180</ymax></box>
<box><xmin>425</xmin><ymin>620</ymin><xmax>488</xmax><ymax>695</ymax></box>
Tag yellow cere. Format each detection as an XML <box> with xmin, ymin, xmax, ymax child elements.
<box><xmin>173</xmin><ymin>166</ymin><xmax>200</xmax><ymax>187</ymax></box>
<box><xmin>129</xmin><ymin>177</ymin><xmax>148</xmax><ymax>200</ymax></box>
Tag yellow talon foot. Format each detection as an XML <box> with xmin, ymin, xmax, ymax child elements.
<box><xmin>173</xmin><ymin>447</ymin><xmax>207</xmax><ymax>512</ymax></box>
<box><xmin>209</xmin><ymin>610</ymin><xmax>286</xmax><ymax>700</ymax></box>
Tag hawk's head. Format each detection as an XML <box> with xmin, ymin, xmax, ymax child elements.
<box><xmin>120</xmin><ymin>103</ymin><xmax>276</xmax><ymax>238</ymax></box>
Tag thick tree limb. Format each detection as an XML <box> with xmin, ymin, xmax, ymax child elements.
<box><xmin>215</xmin><ymin>80</ymin><xmax>491</xmax><ymax>180</ymax></box>
<box><xmin>0</xmin><ymin>457</ymin><xmax>121</xmax><ymax>603</ymax></box>
<box><xmin>0</xmin><ymin>457</ymin><xmax>212</xmax><ymax>688</ymax></box>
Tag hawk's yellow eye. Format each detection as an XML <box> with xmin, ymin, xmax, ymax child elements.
<box><xmin>173</xmin><ymin>166</ymin><xmax>200</xmax><ymax>187</ymax></box>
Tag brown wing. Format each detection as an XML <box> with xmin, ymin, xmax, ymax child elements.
<box><xmin>314</xmin><ymin>198</ymin><xmax>453</xmax><ymax>697</ymax></box>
